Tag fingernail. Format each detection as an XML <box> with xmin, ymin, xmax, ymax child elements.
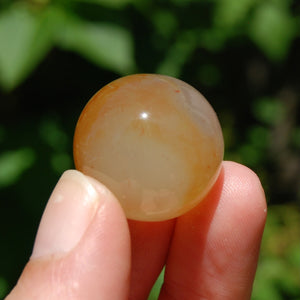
<box><xmin>31</xmin><ymin>170</ymin><xmax>101</xmax><ymax>259</ymax></box>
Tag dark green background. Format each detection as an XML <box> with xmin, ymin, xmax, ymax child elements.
<box><xmin>0</xmin><ymin>0</ymin><xmax>299</xmax><ymax>299</ymax></box>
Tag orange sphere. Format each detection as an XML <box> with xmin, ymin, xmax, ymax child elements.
<box><xmin>73</xmin><ymin>74</ymin><xmax>224</xmax><ymax>221</ymax></box>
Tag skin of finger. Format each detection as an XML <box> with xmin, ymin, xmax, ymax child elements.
<box><xmin>6</xmin><ymin>177</ymin><xmax>131</xmax><ymax>300</ymax></box>
<box><xmin>128</xmin><ymin>219</ymin><xmax>175</xmax><ymax>300</ymax></box>
<box><xmin>159</xmin><ymin>161</ymin><xmax>267</xmax><ymax>300</ymax></box>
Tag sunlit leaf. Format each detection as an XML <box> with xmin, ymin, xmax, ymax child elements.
<box><xmin>249</xmin><ymin>3</ymin><xmax>297</xmax><ymax>61</ymax></box>
<box><xmin>0</xmin><ymin>148</ymin><xmax>35</xmax><ymax>188</ymax></box>
<box><xmin>148</xmin><ymin>268</ymin><xmax>164</xmax><ymax>300</ymax></box>
<box><xmin>0</xmin><ymin>4</ymin><xmax>54</xmax><ymax>90</ymax></box>
<box><xmin>57</xmin><ymin>15</ymin><xmax>135</xmax><ymax>74</ymax></box>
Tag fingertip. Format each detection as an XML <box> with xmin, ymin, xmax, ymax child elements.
<box><xmin>206</xmin><ymin>161</ymin><xmax>267</xmax><ymax>262</ymax></box>
<box><xmin>6</xmin><ymin>170</ymin><xmax>131</xmax><ymax>300</ymax></box>
<box><xmin>222</xmin><ymin>161</ymin><xmax>267</xmax><ymax>224</ymax></box>
<box><xmin>31</xmin><ymin>170</ymin><xmax>102</xmax><ymax>259</ymax></box>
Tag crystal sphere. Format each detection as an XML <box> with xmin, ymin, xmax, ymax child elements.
<box><xmin>73</xmin><ymin>74</ymin><xmax>224</xmax><ymax>221</ymax></box>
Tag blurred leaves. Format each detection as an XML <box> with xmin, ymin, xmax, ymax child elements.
<box><xmin>198</xmin><ymin>64</ymin><xmax>221</xmax><ymax>87</ymax></box>
<box><xmin>39</xmin><ymin>118</ymin><xmax>72</xmax><ymax>174</ymax></box>
<box><xmin>157</xmin><ymin>31</ymin><xmax>196</xmax><ymax>77</ymax></box>
<box><xmin>291</xmin><ymin>127</ymin><xmax>300</xmax><ymax>149</ymax></box>
<box><xmin>238</xmin><ymin>125</ymin><xmax>270</xmax><ymax>167</ymax></box>
<box><xmin>249</xmin><ymin>2</ymin><xmax>298</xmax><ymax>61</ymax></box>
<box><xmin>0</xmin><ymin>276</ymin><xmax>9</xmax><ymax>299</ymax></box>
<box><xmin>0</xmin><ymin>4</ymin><xmax>53</xmax><ymax>90</ymax></box>
<box><xmin>0</xmin><ymin>148</ymin><xmax>35</xmax><ymax>188</ymax></box>
<box><xmin>213</xmin><ymin>0</ymin><xmax>299</xmax><ymax>61</ymax></box>
<box><xmin>75</xmin><ymin>0</ymin><xmax>137</xmax><ymax>9</ymax></box>
<box><xmin>253</xmin><ymin>98</ymin><xmax>286</xmax><ymax>126</ymax></box>
<box><xmin>39</xmin><ymin>119</ymin><xmax>69</xmax><ymax>152</ymax></box>
<box><xmin>0</xmin><ymin>125</ymin><xmax>5</xmax><ymax>142</ymax></box>
<box><xmin>0</xmin><ymin>2</ymin><xmax>135</xmax><ymax>91</ymax></box>
<box><xmin>1</xmin><ymin>0</ymin><xmax>298</xmax><ymax>91</ymax></box>
<box><xmin>252</xmin><ymin>206</ymin><xmax>300</xmax><ymax>300</ymax></box>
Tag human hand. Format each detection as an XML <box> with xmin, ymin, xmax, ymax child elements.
<box><xmin>5</xmin><ymin>161</ymin><xmax>267</xmax><ymax>300</ymax></box>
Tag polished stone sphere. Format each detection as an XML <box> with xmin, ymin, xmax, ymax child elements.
<box><xmin>73</xmin><ymin>74</ymin><xmax>224</xmax><ymax>221</ymax></box>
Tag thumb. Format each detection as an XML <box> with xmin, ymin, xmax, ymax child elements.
<box><xmin>6</xmin><ymin>170</ymin><xmax>131</xmax><ymax>300</ymax></box>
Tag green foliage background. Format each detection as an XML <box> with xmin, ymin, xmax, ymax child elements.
<box><xmin>0</xmin><ymin>0</ymin><xmax>299</xmax><ymax>299</ymax></box>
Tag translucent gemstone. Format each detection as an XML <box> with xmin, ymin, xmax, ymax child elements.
<box><xmin>73</xmin><ymin>74</ymin><xmax>224</xmax><ymax>221</ymax></box>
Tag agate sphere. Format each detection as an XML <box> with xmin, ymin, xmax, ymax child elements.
<box><xmin>73</xmin><ymin>74</ymin><xmax>224</xmax><ymax>221</ymax></box>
